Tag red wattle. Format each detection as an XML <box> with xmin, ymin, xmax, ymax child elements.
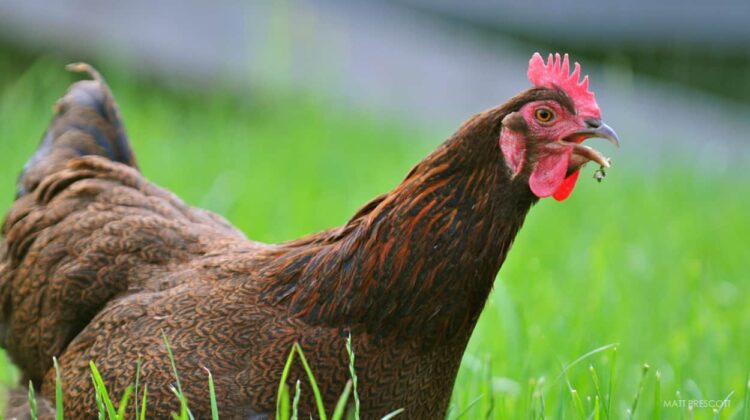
<box><xmin>528</xmin><ymin>148</ymin><xmax>572</xmax><ymax>198</ymax></box>
<box><xmin>552</xmin><ymin>170</ymin><xmax>580</xmax><ymax>201</ymax></box>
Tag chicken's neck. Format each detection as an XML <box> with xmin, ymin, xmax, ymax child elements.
<box><xmin>264</xmin><ymin>128</ymin><xmax>536</xmax><ymax>346</ymax></box>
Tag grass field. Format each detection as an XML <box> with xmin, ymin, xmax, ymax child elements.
<box><xmin>0</xmin><ymin>54</ymin><xmax>748</xmax><ymax>419</ymax></box>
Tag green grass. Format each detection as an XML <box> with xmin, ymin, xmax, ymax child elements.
<box><xmin>1</xmin><ymin>54</ymin><xmax>748</xmax><ymax>419</ymax></box>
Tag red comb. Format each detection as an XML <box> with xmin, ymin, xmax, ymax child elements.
<box><xmin>527</xmin><ymin>53</ymin><xmax>600</xmax><ymax>118</ymax></box>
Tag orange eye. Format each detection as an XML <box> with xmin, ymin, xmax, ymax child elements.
<box><xmin>534</xmin><ymin>107</ymin><xmax>555</xmax><ymax>123</ymax></box>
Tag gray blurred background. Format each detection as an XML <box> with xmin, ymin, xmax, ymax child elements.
<box><xmin>1</xmin><ymin>0</ymin><xmax>749</xmax><ymax>167</ymax></box>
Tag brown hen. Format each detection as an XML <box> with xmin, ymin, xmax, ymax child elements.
<box><xmin>1</xmin><ymin>55</ymin><xmax>618</xmax><ymax>419</ymax></box>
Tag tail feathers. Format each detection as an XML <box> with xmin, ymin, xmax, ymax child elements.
<box><xmin>16</xmin><ymin>63</ymin><xmax>138</xmax><ymax>198</ymax></box>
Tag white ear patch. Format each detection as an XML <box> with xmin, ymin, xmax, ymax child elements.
<box><xmin>500</xmin><ymin>127</ymin><xmax>526</xmax><ymax>179</ymax></box>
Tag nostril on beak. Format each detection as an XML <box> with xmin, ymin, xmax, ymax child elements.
<box><xmin>585</xmin><ymin>119</ymin><xmax>602</xmax><ymax>129</ymax></box>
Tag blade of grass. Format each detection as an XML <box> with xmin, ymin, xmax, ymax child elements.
<box><xmin>525</xmin><ymin>377</ymin><xmax>536</xmax><ymax>419</ymax></box>
<box><xmin>539</xmin><ymin>392</ymin><xmax>546</xmax><ymax>420</ymax></box>
<box><xmin>454</xmin><ymin>394</ymin><xmax>484</xmax><ymax>419</ymax></box>
<box><xmin>381</xmin><ymin>408</ymin><xmax>405</xmax><ymax>420</ymax></box>
<box><xmin>116</xmin><ymin>385</ymin><xmax>134</xmax><ymax>420</ymax></box>
<box><xmin>550</xmin><ymin>343</ymin><xmax>619</xmax><ymax>389</ymax></box>
<box><xmin>628</xmin><ymin>363</ymin><xmax>650</xmax><ymax>419</ymax></box>
<box><xmin>276</xmin><ymin>343</ymin><xmax>298</xmax><ymax>418</ymax></box>
<box><xmin>594</xmin><ymin>395</ymin><xmax>601</xmax><ymax>420</ymax></box>
<box><xmin>483</xmin><ymin>356</ymin><xmax>494</xmax><ymax>419</ymax></box>
<box><xmin>291</xmin><ymin>379</ymin><xmax>301</xmax><ymax>420</ymax></box>
<box><xmin>292</xmin><ymin>343</ymin><xmax>327</xmax><ymax>420</ymax></box>
<box><xmin>278</xmin><ymin>384</ymin><xmax>291</xmax><ymax>420</ymax></box>
<box><xmin>139</xmin><ymin>384</ymin><xmax>148</xmax><ymax>420</ymax></box>
<box><xmin>445</xmin><ymin>404</ymin><xmax>455</xmax><ymax>420</ymax></box>
<box><xmin>53</xmin><ymin>356</ymin><xmax>64</xmax><ymax>420</ymax></box>
<box><xmin>161</xmin><ymin>331</ymin><xmax>183</xmax><ymax>396</ymax></box>
<box><xmin>90</xmin><ymin>361</ymin><xmax>117</xmax><ymax>419</ymax></box>
<box><xmin>134</xmin><ymin>357</ymin><xmax>142</xmax><ymax>420</ymax></box>
<box><xmin>607</xmin><ymin>347</ymin><xmax>618</xmax><ymax>418</ymax></box>
<box><xmin>93</xmin><ymin>373</ymin><xmax>106</xmax><ymax>420</ymax></box>
<box><xmin>653</xmin><ymin>371</ymin><xmax>661</xmax><ymax>420</ymax></box>
<box><xmin>536</xmin><ymin>377</ymin><xmax>547</xmax><ymax>420</ymax></box>
<box><xmin>716</xmin><ymin>390</ymin><xmax>734</xmax><ymax>419</ymax></box>
<box><xmin>744</xmin><ymin>374</ymin><xmax>749</xmax><ymax>420</ymax></box>
<box><xmin>556</xmin><ymin>380</ymin><xmax>565</xmax><ymax>419</ymax></box>
<box><xmin>168</xmin><ymin>385</ymin><xmax>190</xmax><ymax>420</ymax></box>
<box><xmin>331</xmin><ymin>380</ymin><xmax>352</xmax><ymax>420</ymax></box>
<box><xmin>567</xmin><ymin>384</ymin><xmax>586</xmax><ymax>420</ymax></box>
<box><xmin>346</xmin><ymin>334</ymin><xmax>361</xmax><ymax>420</ymax></box>
<box><xmin>589</xmin><ymin>364</ymin><xmax>607</xmax><ymax>420</ymax></box>
<box><xmin>161</xmin><ymin>331</ymin><xmax>193</xmax><ymax>420</ymax></box>
<box><xmin>204</xmin><ymin>367</ymin><xmax>220</xmax><ymax>420</ymax></box>
<box><xmin>28</xmin><ymin>380</ymin><xmax>38</xmax><ymax>420</ymax></box>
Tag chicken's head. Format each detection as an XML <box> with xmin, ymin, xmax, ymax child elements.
<box><xmin>500</xmin><ymin>53</ymin><xmax>619</xmax><ymax>201</ymax></box>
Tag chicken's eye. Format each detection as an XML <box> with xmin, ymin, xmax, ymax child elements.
<box><xmin>534</xmin><ymin>108</ymin><xmax>555</xmax><ymax>123</ymax></box>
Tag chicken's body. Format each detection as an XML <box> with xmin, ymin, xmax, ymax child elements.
<box><xmin>1</xmin><ymin>56</ymin><xmax>617</xmax><ymax>419</ymax></box>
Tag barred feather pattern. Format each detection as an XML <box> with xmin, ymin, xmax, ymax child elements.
<box><xmin>0</xmin><ymin>70</ymin><xmax>566</xmax><ymax>418</ymax></box>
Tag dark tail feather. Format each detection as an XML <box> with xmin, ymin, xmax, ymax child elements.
<box><xmin>16</xmin><ymin>63</ymin><xmax>138</xmax><ymax>198</ymax></box>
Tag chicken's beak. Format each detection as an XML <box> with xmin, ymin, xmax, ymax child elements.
<box><xmin>581</xmin><ymin>121</ymin><xmax>620</xmax><ymax>148</ymax></box>
<box><xmin>564</xmin><ymin>120</ymin><xmax>620</xmax><ymax>169</ymax></box>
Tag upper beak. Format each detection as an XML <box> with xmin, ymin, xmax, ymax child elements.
<box><xmin>578</xmin><ymin>120</ymin><xmax>620</xmax><ymax>148</ymax></box>
<box><xmin>563</xmin><ymin>119</ymin><xmax>620</xmax><ymax>169</ymax></box>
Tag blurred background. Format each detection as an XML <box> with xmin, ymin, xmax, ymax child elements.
<box><xmin>0</xmin><ymin>0</ymin><xmax>748</xmax><ymax>418</ymax></box>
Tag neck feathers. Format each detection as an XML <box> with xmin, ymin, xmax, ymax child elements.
<box><xmin>261</xmin><ymin>105</ymin><xmax>537</xmax><ymax>345</ymax></box>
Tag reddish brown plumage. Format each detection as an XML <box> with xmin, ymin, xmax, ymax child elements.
<box><xmin>0</xmin><ymin>66</ymin><xmax>584</xmax><ymax>419</ymax></box>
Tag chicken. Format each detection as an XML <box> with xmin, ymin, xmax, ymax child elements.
<box><xmin>0</xmin><ymin>54</ymin><xmax>619</xmax><ymax>419</ymax></box>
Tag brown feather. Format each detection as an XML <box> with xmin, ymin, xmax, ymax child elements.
<box><xmin>0</xmin><ymin>68</ymin><xmax>571</xmax><ymax>418</ymax></box>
